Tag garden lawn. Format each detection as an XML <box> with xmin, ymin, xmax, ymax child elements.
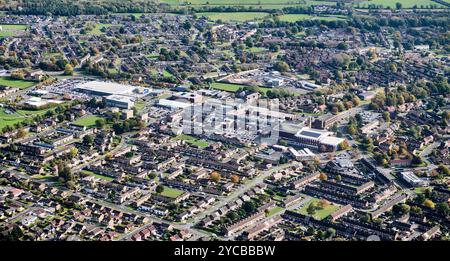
<box><xmin>211</xmin><ymin>82</ymin><xmax>245</xmax><ymax>92</ymax></box>
<box><xmin>81</xmin><ymin>170</ymin><xmax>114</xmax><ymax>182</ymax></box>
<box><xmin>297</xmin><ymin>198</ymin><xmax>340</xmax><ymax>220</ymax></box>
<box><xmin>72</xmin><ymin>115</ymin><xmax>103</xmax><ymax>128</ymax></box>
<box><xmin>161</xmin><ymin>186</ymin><xmax>184</xmax><ymax>198</ymax></box>
<box><xmin>89</xmin><ymin>24</ymin><xmax>116</xmax><ymax>35</ymax></box>
<box><xmin>0</xmin><ymin>77</ymin><xmax>35</xmax><ymax>89</ymax></box>
<box><xmin>267</xmin><ymin>206</ymin><xmax>284</xmax><ymax>217</ymax></box>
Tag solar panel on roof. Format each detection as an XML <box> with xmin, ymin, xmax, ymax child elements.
<box><xmin>299</xmin><ymin>130</ymin><xmax>322</xmax><ymax>138</ymax></box>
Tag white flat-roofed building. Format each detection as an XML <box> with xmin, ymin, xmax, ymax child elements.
<box><xmin>400</xmin><ymin>171</ymin><xmax>428</xmax><ymax>187</ymax></box>
<box><xmin>158</xmin><ymin>99</ymin><xmax>192</xmax><ymax>110</ymax></box>
<box><xmin>293</xmin><ymin>127</ymin><xmax>345</xmax><ymax>152</ymax></box>
<box><xmin>75</xmin><ymin>81</ymin><xmax>138</xmax><ymax>96</ymax></box>
<box><xmin>105</xmin><ymin>95</ymin><xmax>136</xmax><ymax>109</ymax></box>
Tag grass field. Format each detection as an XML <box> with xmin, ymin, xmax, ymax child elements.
<box><xmin>278</xmin><ymin>14</ymin><xmax>347</xmax><ymax>22</ymax></box>
<box><xmin>89</xmin><ymin>24</ymin><xmax>116</xmax><ymax>35</ymax></box>
<box><xmin>266</xmin><ymin>206</ymin><xmax>284</xmax><ymax>217</ymax></box>
<box><xmin>174</xmin><ymin>134</ymin><xmax>210</xmax><ymax>148</ymax></box>
<box><xmin>296</xmin><ymin>198</ymin><xmax>340</xmax><ymax>220</ymax></box>
<box><xmin>357</xmin><ymin>0</ymin><xmax>445</xmax><ymax>8</ymax></box>
<box><xmin>211</xmin><ymin>82</ymin><xmax>272</xmax><ymax>95</ymax></box>
<box><xmin>81</xmin><ymin>170</ymin><xmax>114</xmax><ymax>182</ymax></box>
<box><xmin>0</xmin><ymin>77</ymin><xmax>35</xmax><ymax>89</ymax></box>
<box><xmin>0</xmin><ymin>24</ymin><xmax>27</xmax><ymax>37</ymax></box>
<box><xmin>161</xmin><ymin>0</ymin><xmax>338</xmax><ymax>8</ymax></box>
<box><xmin>0</xmin><ymin>107</ymin><xmax>54</xmax><ymax>130</ymax></box>
<box><xmin>197</xmin><ymin>12</ymin><xmax>269</xmax><ymax>22</ymax></box>
<box><xmin>160</xmin><ymin>186</ymin><xmax>184</xmax><ymax>198</ymax></box>
<box><xmin>211</xmin><ymin>82</ymin><xmax>245</xmax><ymax>92</ymax></box>
<box><xmin>72</xmin><ymin>115</ymin><xmax>103</xmax><ymax>128</ymax></box>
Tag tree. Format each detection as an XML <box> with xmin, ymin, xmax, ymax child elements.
<box><xmin>325</xmin><ymin>228</ymin><xmax>336</xmax><ymax>238</ymax></box>
<box><xmin>339</xmin><ymin>140</ymin><xmax>350</xmax><ymax>150</ymax></box>
<box><xmin>243</xmin><ymin>200</ymin><xmax>256</xmax><ymax>214</ymax></box>
<box><xmin>424</xmin><ymin>199</ymin><xmax>435</xmax><ymax>209</ymax></box>
<box><xmin>382</xmin><ymin>112</ymin><xmax>391</xmax><ymax>122</ymax></box>
<box><xmin>83</xmin><ymin>135</ymin><xmax>93</xmax><ymax>145</ymax></box>
<box><xmin>438</xmin><ymin>164</ymin><xmax>450</xmax><ymax>176</ymax></box>
<box><xmin>273</xmin><ymin>61</ymin><xmax>290</xmax><ymax>72</ymax></box>
<box><xmin>64</xmin><ymin>63</ymin><xmax>74</xmax><ymax>75</ymax></box>
<box><xmin>319</xmin><ymin>173</ymin><xmax>328</xmax><ymax>181</ymax></box>
<box><xmin>210</xmin><ymin>171</ymin><xmax>221</xmax><ymax>183</ymax></box>
<box><xmin>231</xmin><ymin>175</ymin><xmax>240</xmax><ymax>184</ymax></box>
<box><xmin>395</xmin><ymin>2</ymin><xmax>402</xmax><ymax>9</ymax></box>
<box><xmin>69</xmin><ymin>147</ymin><xmax>78</xmax><ymax>159</ymax></box>
<box><xmin>436</xmin><ymin>202</ymin><xmax>449</xmax><ymax>216</ymax></box>
<box><xmin>318</xmin><ymin>199</ymin><xmax>330</xmax><ymax>209</ymax></box>
<box><xmin>307</xmin><ymin>202</ymin><xmax>316</xmax><ymax>215</ymax></box>
<box><xmin>58</xmin><ymin>162</ymin><xmax>73</xmax><ymax>183</ymax></box>
<box><xmin>95</xmin><ymin>118</ymin><xmax>105</xmax><ymax>129</ymax></box>
<box><xmin>156</xmin><ymin>185</ymin><xmax>164</xmax><ymax>194</ymax></box>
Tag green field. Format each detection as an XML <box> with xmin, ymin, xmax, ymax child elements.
<box><xmin>81</xmin><ymin>170</ymin><xmax>114</xmax><ymax>182</ymax></box>
<box><xmin>160</xmin><ymin>186</ymin><xmax>184</xmax><ymax>198</ymax></box>
<box><xmin>267</xmin><ymin>206</ymin><xmax>284</xmax><ymax>217</ymax></box>
<box><xmin>162</xmin><ymin>0</ymin><xmax>338</xmax><ymax>8</ymax></box>
<box><xmin>211</xmin><ymin>82</ymin><xmax>272</xmax><ymax>95</ymax></box>
<box><xmin>296</xmin><ymin>198</ymin><xmax>340</xmax><ymax>220</ymax></box>
<box><xmin>357</xmin><ymin>0</ymin><xmax>445</xmax><ymax>8</ymax></box>
<box><xmin>0</xmin><ymin>107</ymin><xmax>54</xmax><ymax>130</ymax></box>
<box><xmin>72</xmin><ymin>115</ymin><xmax>103</xmax><ymax>128</ymax></box>
<box><xmin>197</xmin><ymin>12</ymin><xmax>269</xmax><ymax>22</ymax></box>
<box><xmin>174</xmin><ymin>134</ymin><xmax>210</xmax><ymax>148</ymax></box>
<box><xmin>89</xmin><ymin>24</ymin><xmax>116</xmax><ymax>35</ymax></box>
<box><xmin>0</xmin><ymin>77</ymin><xmax>35</xmax><ymax>89</ymax></box>
<box><xmin>0</xmin><ymin>24</ymin><xmax>27</xmax><ymax>37</ymax></box>
<box><xmin>278</xmin><ymin>14</ymin><xmax>347</xmax><ymax>22</ymax></box>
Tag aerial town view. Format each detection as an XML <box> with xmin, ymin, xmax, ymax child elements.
<box><xmin>0</xmin><ymin>0</ymin><xmax>448</xmax><ymax>244</ymax></box>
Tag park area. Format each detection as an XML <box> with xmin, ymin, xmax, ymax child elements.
<box><xmin>72</xmin><ymin>115</ymin><xmax>104</xmax><ymax>128</ymax></box>
<box><xmin>160</xmin><ymin>186</ymin><xmax>184</xmax><ymax>198</ymax></box>
<box><xmin>0</xmin><ymin>107</ymin><xmax>53</xmax><ymax>131</ymax></box>
<box><xmin>296</xmin><ymin>198</ymin><xmax>340</xmax><ymax>220</ymax></box>
<box><xmin>174</xmin><ymin>134</ymin><xmax>210</xmax><ymax>148</ymax></box>
<box><xmin>0</xmin><ymin>76</ymin><xmax>35</xmax><ymax>89</ymax></box>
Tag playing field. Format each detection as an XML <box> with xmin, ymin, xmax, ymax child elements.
<box><xmin>72</xmin><ymin>115</ymin><xmax>103</xmax><ymax>128</ymax></box>
<box><xmin>197</xmin><ymin>12</ymin><xmax>269</xmax><ymax>22</ymax></box>
<box><xmin>357</xmin><ymin>0</ymin><xmax>446</xmax><ymax>8</ymax></box>
<box><xmin>0</xmin><ymin>77</ymin><xmax>35</xmax><ymax>89</ymax></box>
<box><xmin>160</xmin><ymin>186</ymin><xmax>184</xmax><ymax>198</ymax></box>
<box><xmin>296</xmin><ymin>198</ymin><xmax>340</xmax><ymax>220</ymax></box>
<box><xmin>278</xmin><ymin>14</ymin><xmax>348</xmax><ymax>22</ymax></box>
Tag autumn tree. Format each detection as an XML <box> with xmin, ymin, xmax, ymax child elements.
<box><xmin>210</xmin><ymin>171</ymin><xmax>221</xmax><ymax>183</ymax></box>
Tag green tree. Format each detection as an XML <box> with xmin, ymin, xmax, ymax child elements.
<box><xmin>156</xmin><ymin>185</ymin><xmax>164</xmax><ymax>194</ymax></box>
<box><xmin>64</xmin><ymin>63</ymin><xmax>74</xmax><ymax>75</ymax></box>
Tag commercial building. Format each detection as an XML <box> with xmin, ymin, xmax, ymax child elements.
<box><xmin>75</xmin><ymin>81</ymin><xmax>137</xmax><ymax>96</ymax></box>
<box><xmin>105</xmin><ymin>95</ymin><xmax>136</xmax><ymax>109</ymax></box>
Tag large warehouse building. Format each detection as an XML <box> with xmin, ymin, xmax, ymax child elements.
<box><xmin>75</xmin><ymin>81</ymin><xmax>138</xmax><ymax>96</ymax></box>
